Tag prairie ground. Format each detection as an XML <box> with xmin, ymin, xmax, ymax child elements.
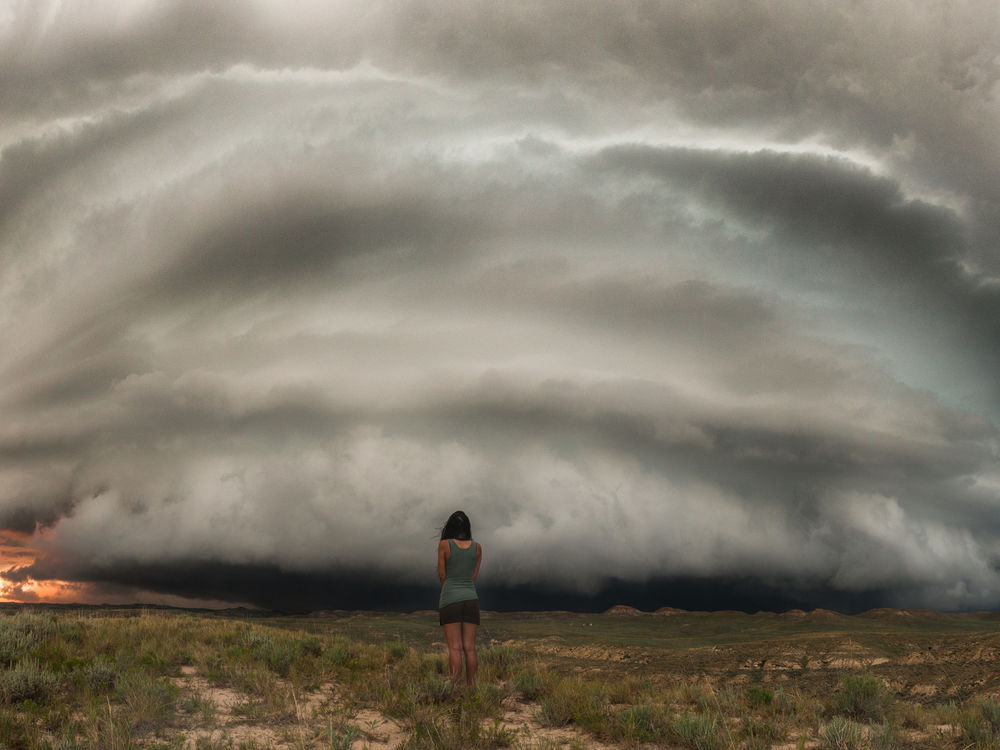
<box><xmin>1</xmin><ymin>604</ymin><xmax>999</xmax><ymax>748</ymax></box>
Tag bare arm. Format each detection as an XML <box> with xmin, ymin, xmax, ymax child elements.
<box><xmin>472</xmin><ymin>543</ymin><xmax>482</xmax><ymax>582</ymax></box>
<box><xmin>437</xmin><ymin>539</ymin><xmax>449</xmax><ymax>586</ymax></box>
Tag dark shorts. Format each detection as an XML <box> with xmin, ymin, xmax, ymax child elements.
<box><xmin>439</xmin><ymin>599</ymin><xmax>480</xmax><ymax>626</ymax></box>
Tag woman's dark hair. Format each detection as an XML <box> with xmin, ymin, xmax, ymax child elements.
<box><xmin>440</xmin><ymin>510</ymin><xmax>472</xmax><ymax>541</ymax></box>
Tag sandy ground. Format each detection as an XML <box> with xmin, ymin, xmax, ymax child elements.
<box><xmin>115</xmin><ymin>608</ymin><xmax>1000</xmax><ymax>748</ymax></box>
<box><xmin>167</xmin><ymin>665</ymin><xmax>612</xmax><ymax>749</ymax></box>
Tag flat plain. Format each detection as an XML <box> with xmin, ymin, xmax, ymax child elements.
<box><xmin>1</xmin><ymin>604</ymin><xmax>999</xmax><ymax>748</ymax></box>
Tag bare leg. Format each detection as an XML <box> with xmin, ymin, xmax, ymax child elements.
<box><xmin>442</xmin><ymin>623</ymin><xmax>464</xmax><ymax>689</ymax></box>
<box><xmin>461</xmin><ymin>622</ymin><xmax>478</xmax><ymax>686</ymax></box>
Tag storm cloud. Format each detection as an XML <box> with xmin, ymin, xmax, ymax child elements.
<box><xmin>2</xmin><ymin>0</ymin><xmax>1000</xmax><ymax>612</ymax></box>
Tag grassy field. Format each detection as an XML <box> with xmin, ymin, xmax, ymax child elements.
<box><xmin>0</xmin><ymin>605</ymin><xmax>999</xmax><ymax>749</ymax></box>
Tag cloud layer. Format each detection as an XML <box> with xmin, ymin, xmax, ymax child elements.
<box><xmin>2</xmin><ymin>0</ymin><xmax>999</xmax><ymax>611</ymax></box>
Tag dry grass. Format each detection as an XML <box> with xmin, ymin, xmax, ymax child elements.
<box><xmin>0</xmin><ymin>606</ymin><xmax>997</xmax><ymax>748</ymax></box>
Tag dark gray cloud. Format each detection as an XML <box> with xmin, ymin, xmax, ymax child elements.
<box><xmin>1</xmin><ymin>0</ymin><xmax>999</xmax><ymax>612</ymax></box>
<box><xmin>590</xmin><ymin>146</ymin><xmax>966</xmax><ymax>276</ymax></box>
<box><xmin>586</xmin><ymin>144</ymin><xmax>1000</xmax><ymax>402</ymax></box>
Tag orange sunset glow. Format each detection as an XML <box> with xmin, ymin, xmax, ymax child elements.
<box><xmin>0</xmin><ymin>529</ymin><xmax>85</xmax><ymax>603</ymax></box>
<box><xmin>0</xmin><ymin>575</ymin><xmax>85</xmax><ymax>604</ymax></box>
<box><xmin>0</xmin><ymin>531</ymin><xmax>245</xmax><ymax>609</ymax></box>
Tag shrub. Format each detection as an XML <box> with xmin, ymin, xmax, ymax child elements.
<box><xmin>678</xmin><ymin>683</ymin><xmax>717</xmax><ymax>713</ymax></box>
<box><xmin>419</xmin><ymin>654</ymin><xmax>446</xmax><ymax>677</ymax></box>
<box><xmin>834</xmin><ymin>674</ymin><xmax>892</xmax><ymax>722</ymax></box>
<box><xmin>605</xmin><ymin>675</ymin><xmax>650</xmax><ymax>705</ymax></box>
<box><xmin>30</xmin><ymin>637</ymin><xmax>85</xmax><ymax>674</ymax></box>
<box><xmin>179</xmin><ymin>689</ymin><xmax>216</xmax><ymax>724</ymax></box>
<box><xmin>300</xmin><ymin>634</ymin><xmax>323</xmax><ymax>657</ymax></box>
<box><xmin>191</xmin><ymin>737</ymin><xmax>235</xmax><ymax>750</ymax></box>
<box><xmin>327</xmin><ymin>642</ymin><xmax>354</xmax><ymax>668</ymax></box>
<box><xmin>80</xmin><ymin>656</ymin><xmax>120</xmax><ymax>692</ymax></box>
<box><xmin>386</xmin><ymin>640</ymin><xmax>409</xmax><ymax>660</ymax></box>
<box><xmin>768</xmin><ymin>686</ymin><xmax>796</xmax><ymax>716</ymax></box>
<box><xmin>400</xmin><ymin>673</ymin><xmax>453</xmax><ymax>710</ymax></box>
<box><xmin>537</xmin><ymin>683</ymin><xmax>575</xmax><ymax>727</ymax></box>
<box><xmin>49</xmin><ymin>728</ymin><xmax>87</xmax><ymax>750</ymax></box>
<box><xmin>399</xmin><ymin>691</ymin><xmax>513</xmax><ymax>750</ymax></box>
<box><xmin>512</xmin><ymin>663</ymin><xmax>547</xmax><ymax>700</ymax></box>
<box><xmin>480</xmin><ymin>719</ymin><xmax>518</xmax><ymax>748</ymax></box>
<box><xmin>479</xmin><ymin>643</ymin><xmax>517</xmax><ymax>676</ymax></box>
<box><xmin>745</xmin><ymin>685</ymin><xmax>774</xmax><ymax>709</ymax></box>
<box><xmin>234</xmin><ymin>629</ymin><xmax>305</xmax><ymax>677</ymax></box>
<box><xmin>232</xmin><ymin>698</ymin><xmax>266</xmax><ymax>721</ymax></box>
<box><xmin>1</xmin><ymin>659</ymin><xmax>59</xmax><ymax>704</ymax></box>
<box><xmin>537</xmin><ymin>677</ymin><xmax>605</xmax><ymax>732</ymax></box>
<box><xmin>869</xmin><ymin>722</ymin><xmax>900</xmax><ymax>750</ymax></box>
<box><xmin>671</xmin><ymin>711</ymin><xmax>728</xmax><ymax>750</ymax></box>
<box><xmin>320</xmin><ymin>719</ymin><xmax>363</xmax><ymax>750</ymax></box>
<box><xmin>262</xmin><ymin>639</ymin><xmax>301</xmax><ymax>677</ymax></box>
<box><xmin>617</xmin><ymin>704</ymin><xmax>669</xmax><ymax>743</ymax></box>
<box><xmin>465</xmin><ymin>682</ymin><xmax>508</xmax><ymax>717</ymax></box>
<box><xmin>117</xmin><ymin>671</ymin><xmax>179</xmax><ymax>729</ymax></box>
<box><xmin>58</xmin><ymin>620</ymin><xmax>86</xmax><ymax>645</ymax></box>
<box><xmin>0</xmin><ymin>705</ymin><xmax>40</xmax><ymax>748</ymax></box>
<box><xmin>137</xmin><ymin>648</ymin><xmax>168</xmax><ymax>674</ymax></box>
<box><xmin>403</xmin><ymin>712</ymin><xmax>469</xmax><ymax>750</ymax></box>
<box><xmin>401</xmin><ymin>692</ymin><xmax>516</xmax><ymax>749</ymax></box>
<box><xmin>959</xmin><ymin>700</ymin><xmax>1000</xmax><ymax>747</ymax></box>
<box><xmin>821</xmin><ymin>717</ymin><xmax>866</xmax><ymax>750</ymax></box>
<box><xmin>740</xmin><ymin>716</ymin><xmax>786</xmax><ymax>749</ymax></box>
<box><xmin>0</xmin><ymin>622</ymin><xmax>36</xmax><ymax>666</ymax></box>
<box><xmin>980</xmin><ymin>699</ymin><xmax>1000</xmax><ymax>733</ymax></box>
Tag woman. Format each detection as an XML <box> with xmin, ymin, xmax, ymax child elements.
<box><xmin>437</xmin><ymin>510</ymin><xmax>482</xmax><ymax>690</ymax></box>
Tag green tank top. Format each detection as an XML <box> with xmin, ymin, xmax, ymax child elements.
<box><xmin>439</xmin><ymin>539</ymin><xmax>479</xmax><ymax>608</ymax></box>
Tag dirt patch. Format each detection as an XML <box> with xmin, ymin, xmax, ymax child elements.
<box><xmin>167</xmin><ymin>665</ymin><xmax>601</xmax><ymax>750</ymax></box>
<box><xmin>531</xmin><ymin>642</ymin><xmax>649</xmax><ymax>665</ymax></box>
<box><xmin>167</xmin><ymin>667</ymin><xmax>350</xmax><ymax>749</ymax></box>
<box><xmin>349</xmin><ymin>708</ymin><xmax>407</xmax><ymax>749</ymax></box>
<box><xmin>497</xmin><ymin>699</ymin><xmax>617</xmax><ymax>749</ymax></box>
<box><xmin>174</xmin><ymin>666</ymin><xmax>245</xmax><ymax>714</ymax></box>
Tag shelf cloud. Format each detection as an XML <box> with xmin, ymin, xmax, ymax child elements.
<box><xmin>2</xmin><ymin>0</ymin><xmax>999</xmax><ymax>612</ymax></box>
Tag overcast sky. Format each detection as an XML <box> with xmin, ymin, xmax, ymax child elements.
<box><xmin>2</xmin><ymin>0</ymin><xmax>1000</xmax><ymax>612</ymax></box>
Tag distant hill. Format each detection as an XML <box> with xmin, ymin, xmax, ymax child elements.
<box><xmin>604</xmin><ymin>604</ymin><xmax>642</xmax><ymax>616</ymax></box>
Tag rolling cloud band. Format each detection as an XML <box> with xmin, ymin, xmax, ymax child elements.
<box><xmin>1</xmin><ymin>0</ymin><xmax>999</xmax><ymax>611</ymax></box>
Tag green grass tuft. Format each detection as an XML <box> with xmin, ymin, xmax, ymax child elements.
<box><xmin>670</xmin><ymin>710</ymin><xmax>729</xmax><ymax>750</ymax></box>
<box><xmin>820</xmin><ymin>716</ymin><xmax>866</xmax><ymax>750</ymax></box>
<box><xmin>833</xmin><ymin>674</ymin><xmax>893</xmax><ymax>723</ymax></box>
<box><xmin>744</xmin><ymin>684</ymin><xmax>774</xmax><ymax>709</ymax></box>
